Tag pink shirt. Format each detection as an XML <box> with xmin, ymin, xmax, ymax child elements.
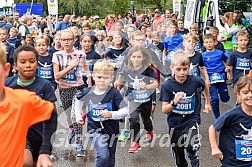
<box><xmin>52</xmin><ymin>50</ymin><xmax>86</xmax><ymax>87</ymax></box>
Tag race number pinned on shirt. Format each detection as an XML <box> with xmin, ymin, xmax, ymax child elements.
<box><xmin>236</xmin><ymin>58</ymin><xmax>250</xmax><ymax>70</ymax></box>
<box><xmin>132</xmin><ymin>89</ymin><xmax>151</xmax><ymax>103</ymax></box>
<box><xmin>235</xmin><ymin>140</ymin><xmax>252</xmax><ymax>161</ymax></box>
<box><xmin>60</xmin><ymin>68</ymin><xmax>77</xmax><ymax>83</ymax></box>
<box><xmin>209</xmin><ymin>73</ymin><xmax>225</xmax><ymax>84</ymax></box>
<box><xmin>173</xmin><ymin>93</ymin><xmax>195</xmax><ymax>114</ymax></box>
<box><xmin>37</xmin><ymin>66</ymin><xmax>53</xmax><ymax>79</ymax></box>
<box><xmin>114</xmin><ymin>54</ymin><xmax>124</xmax><ymax>65</ymax></box>
<box><xmin>189</xmin><ymin>63</ymin><xmax>199</xmax><ymax>76</ymax></box>
<box><xmin>89</xmin><ymin>102</ymin><xmax>112</xmax><ymax>121</ymax></box>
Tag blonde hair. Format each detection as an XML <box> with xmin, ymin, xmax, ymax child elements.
<box><xmin>209</xmin><ymin>26</ymin><xmax>219</xmax><ymax>34</ymax></box>
<box><xmin>152</xmin><ymin>31</ymin><xmax>161</xmax><ymax>42</ymax></box>
<box><xmin>60</xmin><ymin>29</ymin><xmax>75</xmax><ymax>39</ymax></box>
<box><xmin>10</xmin><ymin>27</ymin><xmax>18</xmax><ymax>33</ymax></box>
<box><xmin>224</xmin><ymin>12</ymin><xmax>234</xmax><ymax>28</ymax></box>
<box><xmin>35</xmin><ymin>35</ymin><xmax>50</xmax><ymax>46</ymax></box>
<box><xmin>0</xmin><ymin>43</ymin><xmax>6</xmax><ymax>66</ymax></box>
<box><xmin>95</xmin><ymin>30</ymin><xmax>107</xmax><ymax>38</ymax></box>
<box><xmin>130</xmin><ymin>30</ymin><xmax>145</xmax><ymax>41</ymax></box>
<box><xmin>189</xmin><ymin>23</ymin><xmax>198</xmax><ymax>30</ymax></box>
<box><xmin>93</xmin><ymin>59</ymin><xmax>114</xmax><ymax>75</ymax></box>
<box><xmin>183</xmin><ymin>33</ymin><xmax>199</xmax><ymax>42</ymax></box>
<box><xmin>236</xmin><ymin>30</ymin><xmax>249</xmax><ymax>41</ymax></box>
<box><xmin>69</xmin><ymin>26</ymin><xmax>80</xmax><ymax>39</ymax></box>
<box><xmin>112</xmin><ymin>30</ymin><xmax>125</xmax><ymax>48</ymax></box>
<box><xmin>234</xmin><ymin>75</ymin><xmax>252</xmax><ymax>94</ymax></box>
<box><xmin>171</xmin><ymin>50</ymin><xmax>190</xmax><ymax>67</ymax></box>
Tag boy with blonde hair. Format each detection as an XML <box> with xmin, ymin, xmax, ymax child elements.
<box><xmin>160</xmin><ymin>50</ymin><xmax>211</xmax><ymax>167</ymax></box>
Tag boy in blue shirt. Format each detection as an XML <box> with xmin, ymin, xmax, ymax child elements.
<box><xmin>202</xmin><ymin>34</ymin><xmax>230</xmax><ymax>119</ymax></box>
<box><xmin>160</xmin><ymin>50</ymin><xmax>211</xmax><ymax>167</ymax></box>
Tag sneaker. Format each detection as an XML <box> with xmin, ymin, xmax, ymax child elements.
<box><xmin>76</xmin><ymin>144</ymin><xmax>85</xmax><ymax>157</ymax></box>
<box><xmin>128</xmin><ymin>142</ymin><xmax>141</xmax><ymax>153</ymax></box>
<box><xmin>118</xmin><ymin>129</ymin><xmax>130</xmax><ymax>142</ymax></box>
<box><xmin>68</xmin><ymin>128</ymin><xmax>75</xmax><ymax>144</ymax></box>
<box><xmin>146</xmin><ymin>130</ymin><xmax>154</xmax><ymax>142</ymax></box>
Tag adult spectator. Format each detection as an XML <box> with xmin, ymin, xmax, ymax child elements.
<box><xmin>56</xmin><ymin>15</ymin><xmax>72</xmax><ymax>31</ymax></box>
<box><xmin>104</xmin><ymin>14</ymin><xmax>118</xmax><ymax>33</ymax></box>
<box><xmin>164</xmin><ymin>9</ymin><xmax>172</xmax><ymax>23</ymax></box>
<box><xmin>13</xmin><ymin>11</ymin><xmax>20</xmax><ymax>27</ymax></box>
<box><xmin>152</xmin><ymin>9</ymin><xmax>164</xmax><ymax>31</ymax></box>
<box><xmin>3</xmin><ymin>16</ymin><xmax>14</xmax><ymax>33</ymax></box>
<box><xmin>18</xmin><ymin>17</ymin><xmax>30</xmax><ymax>39</ymax></box>
<box><xmin>92</xmin><ymin>15</ymin><xmax>105</xmax><ymax>30</ymax></box>
<box><xmin>136</xmin><ymin>14</ymin><xmax>145</xmax><ymax>28</ymax></box>
<box><xmin>0</xmin><ymin>15</ymin><xmax>7</xmax><ymax>28</ymax></box>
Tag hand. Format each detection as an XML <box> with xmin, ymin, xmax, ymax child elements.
<box><xmin>70</xmin><ymin>58</ymin><xmax>79</xmax><ymax>68</ymax></box>
<box><xmin>36</xmin><ymin>154</ymin><xmax>52</xmax><ymax>167</ymax></box>
<box><xmin>211</xmin><ymin>147</ymin><xmax>223</xmax><ymax>160</ymax></box>
<box><xmin>226</xmin><ymin>72</ymin><xmax>232</xmax><ymax>81</ymax></box>
<box><xmin>77</xmin><ymin>120</ymin><xmax>84</xmax><ymax>125</ymax></box>
<box><xmin>101</xmin><ymin>110</ymin><xmax>112</xmax><ymax>118</ymax></box>
<box><xmin>140</xmin><ymin>82</ymin><xmax>147</xmax><ymax>89</ymax></box>
<box><xmin>114</xmin><ymin>81</ymin><xmax>121</xmax><ymax>90</ymax></box>
<box><xmin>225</xmin><ymin>66</ymin><xmax>231</xmax><ymax>72</ymax></box>
<box><xmin>203</xmin><ymin>103</ymin><xmax>211</xmax><ymax>113</ymax></box>
<box><xmin>221</xmin><ymin>16</ymin><xmax>227</xmax><ymax>24</ymax></box>
<box><xmin>87</xmin><ymin>77</ymin><xmax>92</xmax><ymax>87</ymax></box>
<box><xmin>174</xmin><ymin>92</ymin><xmax>185</xmax><ymax>105</ymax></box>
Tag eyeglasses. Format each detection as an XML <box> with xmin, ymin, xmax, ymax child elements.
<box><xmin>61</xmin><ymin>38</ymin><xmax>73</xmax><ymax>42</ymax></box>
<box><xmin>134</xmin><ymin>38</ymin><xmax>145</xmax><ymax>42</ymax></box>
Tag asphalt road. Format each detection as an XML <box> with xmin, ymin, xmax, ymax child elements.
<box><xmin>52</xmin><ymin>84</ymin><xmax>236</xmax><ymax>167</ymax></box>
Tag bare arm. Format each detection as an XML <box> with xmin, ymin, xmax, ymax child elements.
<box><xmin>209</xmin><ymin>125</ymin><xmax>223</xmax><ymax>160</ymax></box>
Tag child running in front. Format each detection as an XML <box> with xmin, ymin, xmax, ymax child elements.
<box><xmin>159</xmin><ymin>50</ymin><xmax>211</xmax><ymax>167</ymax></box>
<box><xmin>117</xmin><ymin>46</ymin><xmax>159</xmax><ymax>153</ymax></box>
<box><xmin>202</xmin><ymin>34</ymin><xmax>230</xmax><ymax>119</ymax></box>
<box><xmin>209</xmin><ymin>75</ymin><xmax>252</xmax><ymax>167</ymax></box>
<box><xmin>52</xmin><ymin>29</ymin><xmax>91</xmax><ymax>157</ymax></box>
<box><xmin>74</xmin><ymin>59</ymin><xmax>128</xmax><ymax>167</ymax></box>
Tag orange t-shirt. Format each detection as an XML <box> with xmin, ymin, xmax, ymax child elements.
<box><xmin>0</xmin><ymin>87</ymin><xmax>54</xmax><ymax>167</ymax></box>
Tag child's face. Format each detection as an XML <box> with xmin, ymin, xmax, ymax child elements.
<box><xmin>140</xmin><ymin>26</ymin><xmax>147</xmax><ymax>34</ymax></box>
<box><xmin>190</xmin><ymin>28</ymin><xmax>198</xmax><ymax>35</ymax></box>
<box><xmin>97</xmin><ymin>35</ymin><xmax>104</xmax><ymax>41</ymax></box>
<box><xmin>131</xmin><ymin>35</ymin><xmax>145</xmax><ymax>47</ymax></box>
<box><xmin>25</xmin><ymin>38</ymin><xmax>33</xmax><ymax>45</ymax></box>
<box><xmin>15</xmin><ymin>51</ymin><xmax>38</xmax><ymax>80</ymax></box>
<box><xmin>236</xmin><ymin>35</ymin><xmax>249</xmax><ymax>50</ymax></box>
<box><xmin>93</xmin><ymin>72</ymin><xmax>113</xmax><ymax>91</ymax></box>
<box><xmin>81</xmin><ymin>36</ymin><xmax>92</xmax><ymax>51</ymax></box>
<box><xmin>167</xmin><ymin>25</ymin><xmax>177</xmax><ymax>36</ymax></box>
<box><xmin>82</xmin><ymin>27</ymin><xmax>90</xmax><ymax>34</ymax></box>
<box><xmin>203</xmin><ymin>38</ymin><xmax>215</xmax><ymax>51</ymax></box>
<box><xmin>129</xmin><ymin>51</ymin><xmax>144</xmax><ymax>69</ymax></box>
<box><xmin>171</xmin><ymin>64</ymin><xmax>189</xmax><ymax>83</ymax></box>
<box><xmin>113</xmin><ymin>34</ymin><xmax>122</xmax><ymax>45</ymax></box>
<box><xmin>209</xmin><ymin>30</ymin><xmax>218</xmax><ymax>39</ymax></box>
<box><xmin>60</xmin><ymin>32</ymin><xmax>74</xmax><ymax>52</ymax></box>
<box><xmin>9</xmin><ymin>30</ymin><xmax>17</xmax><ymax>38</ymax></box>
<box><xmin>237</xmin><ymin>84</ymin><xmax>252</xmax><ymax>107</ymax></box>
<box><xmin>36</xmin><ymin>39</ymin><xmax>48</xmax><ymax>55</ymax></box>
<box><xmin>54</xmin><ymin>36</ymin><xmax>61</xmax><ymax>47</ymax></box>
<box><xmin>184</xmin><ymin>37</ymin><xmax>197</xmax><ymax>50</ymax></box>
<box><xmin>0</xmin><ymin>30</ymin><xmax>8</xmax><ymax>42</ymax></box>
<box><xmin>178</xmin><ymin>21</ymin><xmax>184</xmax><ymax>29</ymax></box>
<box><xmin>115</xmin><ymin>23</ymin><xmax>123</xmax><ymax>31</ymax></box>
<box><xmin>44</xmin><ymin>30</ymin><xmax>50</xmax><ymax>36</ymax></box>
<box><xmin>146</xmin><ymin>28</ymin><xmax>152</xmax><ymax>37</ymax></box>
<box><xmin>152</xmin><ymin>37</ymin><xmax>159</xmax><ymax>44</ymax></box>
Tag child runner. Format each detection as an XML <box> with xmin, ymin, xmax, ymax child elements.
<box><xmin>0</xmin><ymin>44</ymin><xmax>55</xmax><ymax>167</ymax></box>
<box><xmin>145</xmin><ymin>27</ymin><xmax>153</xmax><ymax>47</ymax></box>
<box><xmin>74</xmin><ymin>59</ymin><xmax>128</xmax><ymax>167</ymax></box>
<box><xmin>160</xmin><ymin>50</ymin><xmax>211</xmax><ymax>167</ymax></box>
<box><xmin>94</xmin><ymin>30</ymin><xmax>108</xmax><ymax>58</ymax></box>
<box><xmin>176</xmin><ymin>18</ymin><xmax>189</xmax><ymax>35</ymax></box>
<box><xmin>52</xmin><ymin>29</ymin><xmax>91</xmax><ymax>157</ymax></box>
<box><xmin>189</xmin><ymin>23</ymin><xmax>202</xmax><ymax>52</ymax></box>
<box><xmin>202</xmin><ymin>34</ymin><xmax>230</xmax><ymax>119</ymax></box>
<box><xmin>163</xmin><ymin>20</ymin><xmax>183</xmax><ymax>74</ymax></box>
<box><xmin>118</xmin><ymin>46</ymin><xmax>159</xmax><ymax>153</ymax></box>
<box><xmin>104</xmin><ymin>30</ymin><xmax>126</xmax><ymax>69</ymax></box>
<box><xmin>4</xmin><ymin>45</ymin><xmax>57</xmax><ymax>166</ymax></box>
<box><xmin>24</xmin><ymin>34</ymin><xmax>34</xmax><ymax>46</ymax></box>
<box><xmin>35</xmin><ymin>35</ymin><xmax>57</xmax><ymax>90</ymax></box>
<box><xmin>0</xmin><ymin>28</ymin><xmax>14</xmax><ymax>77</ymax></box>
<box><xmin>49</xmin><ymin>32</ymin><xmax>61</xmax><ymax>55</ymax></box>
<box><xmin>7</xmin><ymin>27</ymin><xmax>22</xmax><ymax>49</ymax></box>
<box><xmin>227</xmin><ymin>30</ymin><xmax>252</xmax><ymax>85</ymax></box>
<box><xmin>209</xmin><ymin>75</ymin><xmax>252</xmax><ymax>167</ymax></box>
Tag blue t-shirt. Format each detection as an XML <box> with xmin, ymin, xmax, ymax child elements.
<box><xmin>37</xmin><ymin>54</ymin><xmax>57</xmax><ymax>89</ymax></box>
<box><xmin>159</xmin><ymin>75</ymin><xmax>205</xmax><ymax>130</ymax></box>
<box><xmin>163</xmin><ymin>33</ymin><xmax>183</xmax><ymax>52</ymax></box>
<box><xmin>202</xmin><ymin>49</ymin><xmax>228</xmax><ymax>74</ymax></box>
<box><xmin>4</xmin><ymin>76</ymin><xmax>57</xmax><ymax>143</ymax></box>
<box><xmin>228</xmin><ymin>50</ymin><xmax>252</xmax><ymax>84</ymax></box>
<box><xmin>120</xmin><ymin>66</ymin><xmax>158</xmax><ymax>101</ymax></box>
<box><xmin>189</xmin><ymin>51</ymin><xmax>205</xmax><ymax>76</ymax></box>
<box><xmin>213</xmin><ymin>105</ymin><xmax>252</xmax><ymax>167</ymax></box>
<box><xmin>76</xmin><ymin>86</ymin><xmax>127</xmax><ymax>136</ymax></box>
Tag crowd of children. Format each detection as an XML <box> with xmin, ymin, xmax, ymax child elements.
<box><xmin>1</xmin><ymin>8</ymin><xmax>252</xmax><ymax>167</ymax></box>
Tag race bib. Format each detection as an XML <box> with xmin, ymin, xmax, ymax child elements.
<box><xmin>166</xmin><ymin>51</ymin><xmax>173</xmax><ymax>62</ymax></box>
<box><xmin>114</xmin><ymin>56</ymin><xmax>124</xmax><ymax>65</ymax></box>
<box><xmin>235</xmin><ymin>140</ymin><xmax>252</xmax><ymax>161</ymax></box>
<box><xmin>189</xmin><ymin>66</ymin><xmax>199</xmax><ymax>76</ymax></box>
<box><xmin>37</xmin><ymin>66</ymin><xmax>53</xmax><ymax>79</ymax></box>
<box><xmin>173</xmin><ymin>95</ymin><xmax>195</xmax><ymax>114</ymax></box>
<box><xmin>236</xmin><ymin>58</ymin><xmax>250</xmax><ymax>70</ymax></box>
<box><xmin>209</xmin><ymin>73</ymin><xmax>225</xmax><ymax>84</ymax></box>
<box><xmin>89</xmin><ymin>102</ymin><xmax>112</xmax><ymax>121</ymax></box>
<box><xmin>60</xmin><ymin>68</ymin><xmax>77</xmax><ymax>83</ymax></box>
<box><xmin>132</xmin><ymin>89</ymin><xmax>151</xmax><ymax>103</ymax></box>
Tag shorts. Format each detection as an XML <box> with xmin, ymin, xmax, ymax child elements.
<box><xmin>26</xmin><ymin>138</ymin><xmax>41</xmax><ymax>161</ymax></box>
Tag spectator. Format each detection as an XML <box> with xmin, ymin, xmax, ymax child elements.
<box><xmin>104</xmin><ymin>14</ymin><xmax>118</xmax><ymax>33</ymax></box>
<box><xmin>153</xmin><ymin>9</ymin><xmax>165</xmax><ymax>31</ymax></box>
<box><xmin>0</xmin><ymin>14</ymin><xmax>6</xmax><ymax>28</ymax></box>
<box><xmin>136</xmin><ymin>14</ymin><xmax>145</xmax><ymax>28</ymax></box>
<box><xmin>56</xmin><ymin>15</ymin><xmax>72</xmax><ymax>31</ymax></box>
<box><xmin>13</xmin><ymin>11</ymin><xmax>20</xmax><ymax>27</ymax></box>
<box><xmin>3</xmin><ymin>16</ymin><xmax>14</xmax><ymax>33</ymax></box>
<box><xmin>92</xmin><ymin>15</ymin><xmax>105</xmax><ymax>30</ymax></box>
